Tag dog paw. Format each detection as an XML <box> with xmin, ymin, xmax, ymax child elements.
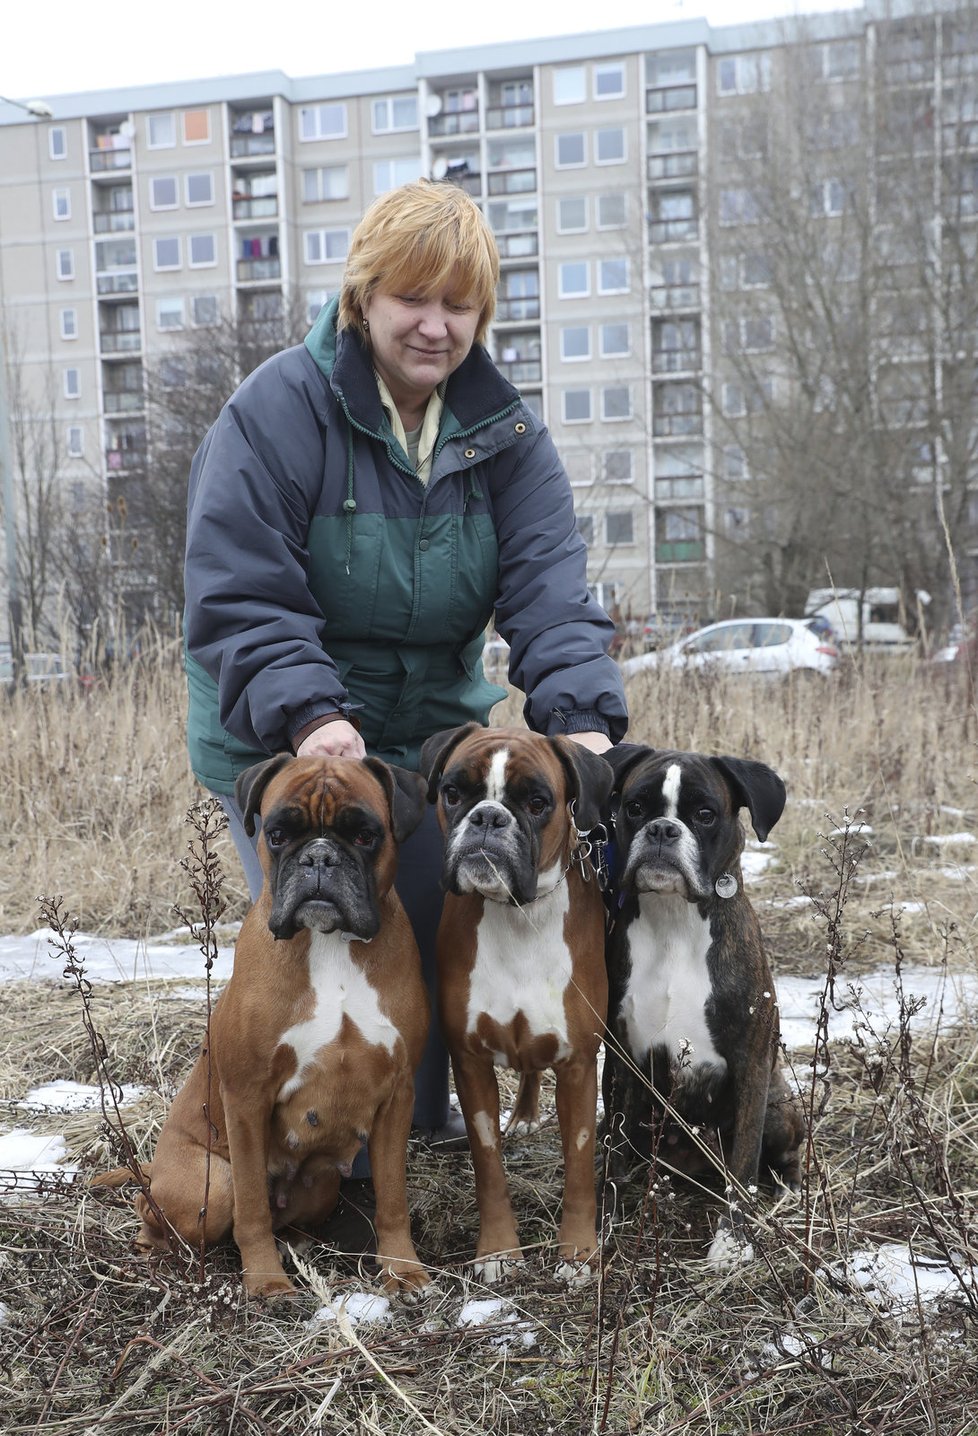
<box><xmin>473</xmin><ymin>1255</ymin><xmax>523</xmax><ymax>1285</ymax></box>
<box><xmin>507</xmin><ymin>1118</ymin><xmax>541</xmax><ymax>1138</ymax></box>
<box><xmin>380</xmin><ymin>1263</ymin><xmax>433</xmax><ymax>1303</ymax></box>
<box><xmin>244</xmin><ymin>1272</ymin><xmax>299</xmax><ymax>1299</ymax></box>
<box><xmin>555</xmin><ymin>1258</ymin><xmax>597</xmax><ymax>1287</ymax></box>
<box><xmin>706</xmin><ymin>1228</ymin><xmax>754</xmax><ymax>1269</ymax></box>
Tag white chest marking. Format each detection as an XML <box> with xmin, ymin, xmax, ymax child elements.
<box><xmin>486</xmin><ymin>748</ymin><xmax>510</xmax><ymax>804</ymax></box>
<box><xmin>620</xmin><ymin>894</ymin><xmax>726</xmax><ymax>1073</ymax></box>
<box><xmin>661</xmin><ymin>763</ymin><xmax>682</xmax><ymax>820</ymax></box>
<box><xmin>277</xmin><ymin>931</ymin><xmax>397</xmax><ymax>1101</ymax></box>
<box><xmin>467</xmin><ymin>883</ymin><xmax>573</xmax><ymax>1061</ymax></box>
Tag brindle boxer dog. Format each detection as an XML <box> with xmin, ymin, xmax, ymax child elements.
<box><xmin>603</xmin><ymin>744</ymin><xmax>804</xmax><ymax>1266</ymax></box>
<box><xmin>94</xmin><ymin>754</ymin><xmax>432</xmax><ymax>1299</ymax></box>
<box><xmin>421</xmin><ymin>723</ymin><xmax>613</xmax><ymax>1284</ymax></box>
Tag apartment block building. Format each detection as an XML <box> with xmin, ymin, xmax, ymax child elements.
<box><xmin>1</xmin><ymin>0</ymin><xmax>974</xmax><ymax>637</ymax></box>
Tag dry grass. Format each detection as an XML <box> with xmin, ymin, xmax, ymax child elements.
<box><xmin>1</xmin><ymin>650</ymin><xmax>977</xmax><ymax>1433</ymax></box>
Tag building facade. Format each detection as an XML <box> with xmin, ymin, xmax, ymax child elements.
<box><xmin>1</xmin><ymin>0</ymin><xmax>975</xmax><ymax>640</ymax></box>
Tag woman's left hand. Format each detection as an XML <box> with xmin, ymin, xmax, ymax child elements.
<box><xmin>565</xmin><ymin>731</ymin><xmax>613</xmax><ymax>755</ymax></box>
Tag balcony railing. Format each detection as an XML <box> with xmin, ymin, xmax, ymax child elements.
<box><xmin>237</xmin><ymin>256</ymin><xmax>282</xmax><ymax>282</ymax></box>
<box><xmin>650</xmin><ymin>282</ymin><xmax>700</xmax><ymax>309</ymax></box>
<box><xmin>495</xmin><ymin>297</ymin><xmax>541</xmax><ymax>322</ymax></box>
<box><xmin>90</xmin><ymin>147</ymin><xmax>132</xmax><ymax>172</ymax></box>
<box><xmin>230</xmin><ymin>133</ymin><xmax>276</xmax><ymax>158</ymax></box>
<box><xmin>650</xmin><ymin>218</ymin><xmax>699</xmax><ymax>244</ymax></box>
<box><xmin>646</xmin><ymin>84</ymin><xmax>697</xmax><ymax>113</ymax></box>
<box><xmin>656</xmin><ymin>539</ymin><xmax>706</xmax><ymax>563</ymax></box>
<box><xmin>429</xmin><ymin>110</ymin><xmax>480</xmax><ymax>137</ymax></box>
<box><xmin>651</xmin><ymin>347</ymin><xmax>702</xmax><ymax>374</ymax></box>
<box><xmin>496</xmin><ymin>231</ymin><xmax>538</xmax><ymax>259</ymax></box>
<box><xmin>652</xmin><ymin>412</ymin><xmax>703</xmax><ymax>437</ymax></box>
<box><xmin>106</xmin><ymin>446</ymin><xmax>146</xmax><ymax>470</ymax></box>
<box><xmin>100</xmin><ymin>331</ymin><xmax>142</xmax><ymax>354</ymax></box>
<box><xmin>445</xmin><ymin>172</ymin><xmax>482</xmax><ymax>197</ymax></box>
<box><xmin>233</xmin><ymin>196</ymin><xmax>279</xmax><ymax>220</ymax></box>
<box><xmin>487</xmin><ymin>168</ymin><xmax>536</xmax><ymax>196</ymax></box>
<box><xmin>104</xmin><ymin>391</ymin><xmax>145</xmax><ymax>414</ymax></box>
<box><xmin>486</xmin><ymin>103</ymin><xmax>534</xmax><ymax>129</ymax></box>
<box><xmin>93</xmin><ymin>210</ymin><xmax>135</xmax><ymax>234</ymax></box>
<box><xmin>97</xmin><ymin>272</ymin><xmax>139</xmax><ymax>296</ymax></box>
<box><xmin>496</xmin><ymin>358</ymin><xmax>542</xmax><ymax>385</ymax></box>
<box><xmin>647</xmin><ymin>150</ymin><xmax>698</xmax><ymax>181</ymax></box>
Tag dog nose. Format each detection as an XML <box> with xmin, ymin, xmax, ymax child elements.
<box><xmin>647</xmin><ymin>817</ymin><xmax>683</xmax><ymax>844</ymax></box>
<box><xmin>298</xmin><ymin>839</ymin><xmax>337</xmax><ymax>868</ymax></box>
<box><xmin>468</xmin><ymin>802</ymin><xmax>512</xmax><ymax>830</ymax></box>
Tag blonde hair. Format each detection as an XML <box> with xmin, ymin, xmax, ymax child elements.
<box><xmin>339</xmin><ymin>180</ymin><xmax>499</xmax><ymax>346</ymax></box>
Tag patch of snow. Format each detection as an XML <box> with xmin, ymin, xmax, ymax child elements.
<box><xmin>923</xmin><ymin>832</ymin><xmax>976</xmax><ymax>847</ymax></box>
<box><xmin>741</xmin><ymin>845</ymin><xmax>776</xmax><ymax>880</ymax></box>
<box><xmin>457</xmin><ymin>1296</ymin><xmax>538</xmax><ymax>1349</ymax></box>
<box><xmin>18</xmin><ymin>1080</ymin><xmax>148</xmax><ymax>1113</ymax></box>
<box><xmin>827</xmin><ymin>1243</ymin><xmax>973</xmax><ymax>1311</ymax></box>
<box><xmin>0</xmin><ymin>929</ymin><xmax>235</xmax><ymax>984</ymax></box>
<box><xmin>0</xmin><ymin>1128</ymin><xmax>76</xmax><ymax>1188</ymax></box>
<box><xmin>308</xmin><ymin>1292</ymin><xmax>392</xmax><ymax>1327</ymax></box>
<box><xmin>777</xmin><ymin>964</ymin><xmax>978</xmax><ymax>1050</ymax></box>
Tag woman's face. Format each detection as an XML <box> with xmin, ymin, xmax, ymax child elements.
<box><xmin>362</xmin><ymin>280</ymin><xmax>480</xmax><ymax>417</ymax></box>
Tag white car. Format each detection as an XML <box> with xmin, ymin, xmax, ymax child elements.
<box><xmin>621</xmin><ymin>617</ymin><xmax>840</xmax><ymax>679</ymax></box>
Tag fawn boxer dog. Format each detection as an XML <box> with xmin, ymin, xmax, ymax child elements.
<box><xmin>602</xmin><ymin>744</ymin><xmax>804</xmax><ymax>1266</ymax></box>
<box><xmin>94</xmin><ymin>753</ymin><xmax>432</xmax><ymax>1299</ymax></box>
<box><xmin>421</xmin><ymin>723</ymin><xmax>613</xmax><ymax>1283</ymax></box>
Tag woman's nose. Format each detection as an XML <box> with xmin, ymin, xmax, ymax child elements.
<box><xmin>416</xmin><ymin>304</ymin><xmax>449</xmax><ymax>336</ymax></box>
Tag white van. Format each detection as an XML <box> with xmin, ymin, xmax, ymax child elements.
<box><xmin>805</xmin><ymin>587</ymin><xmax>921</xmax><ymax>652</ymax></box>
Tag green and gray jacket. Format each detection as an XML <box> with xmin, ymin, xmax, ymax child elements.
<box><xmin>185</xmin><ymin>299</ymin><xmax>627</xmax><ymax>793</ymax></box>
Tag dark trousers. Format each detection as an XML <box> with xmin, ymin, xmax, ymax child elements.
<box><xmin>215</xmin><ymin>792</ymin><xmax>450</xmax><ymax>1132</ymax></box>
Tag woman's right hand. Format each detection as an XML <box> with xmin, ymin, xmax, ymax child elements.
<box><xmin>296</xmin><ymin>720</ymin><xmax>366</xmax><ymax>761</ymax></box>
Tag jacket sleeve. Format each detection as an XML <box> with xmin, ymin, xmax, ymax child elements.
<box><xmin>488</xmin><ymin>419</ymin><xmax>629</xmax><ymax>743</ymax></box>
<box><xmin>184</xmin><ymin>350</ymin><xmax>353</xmax><ymax>755</ymax></box>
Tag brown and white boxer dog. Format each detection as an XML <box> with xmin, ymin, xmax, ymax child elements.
<box><xmin>602</xmin><ymin>745</ymin><xmax>804</xmax><ymax>1267</ymax></box>
<box><xmin>420</xmin><ymin>723</ymin><xmax>614</xmax><ymax>1284</ymax></box>
<box><xmin>94</xmin><ymin>754</ymin><xmax>432</xmax><ymax>1300</ymax></box>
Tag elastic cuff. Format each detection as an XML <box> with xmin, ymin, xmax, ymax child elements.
<box><xmin>548</xmin><ymin>707</ymin><xmax>611</xmax><ymax>738</ymax></box>
<box><xmin>288</xmin><ymin>705</ymin><xmax>362</xmax><ymax>751</ymax></box>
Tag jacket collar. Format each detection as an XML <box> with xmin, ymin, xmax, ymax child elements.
<box><xmin>304</xmin><ymin>296</ymin><xmax>520</xmax><ymax>436</ymax></box>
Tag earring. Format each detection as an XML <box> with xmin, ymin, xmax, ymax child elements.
<box><xmin>362</xmin><ymin>319</ymin><xmax>370</xmax><ymax>332</ymax></box>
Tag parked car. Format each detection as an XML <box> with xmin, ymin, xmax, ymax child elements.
<box><xmin>932</xmin><ymin>619</ymin><xmax>977</xmax><ymax>665</ymax></box>
<box><xmin>642</xmin><ymin>612</ymin><xmax>698</xmax><ymax>651</ymax></box>
<box><xmin>621</xmin><ymin>617</ymin><xmax>840</xmax><ymax>679</ymax></box>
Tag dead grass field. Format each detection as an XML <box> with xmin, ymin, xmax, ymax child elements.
<box><xmin>1</xmin><ymin>647</ymin><xmax>977</xmax><ymax>1434</ymax></box>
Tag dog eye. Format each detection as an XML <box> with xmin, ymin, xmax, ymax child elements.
<box><xmin>353</xmin><ymin>829</ymin><xmax>376</xmax><ymax>847</ymax></box>
<box><xmin>442</xmin><ymin>784</ymin><xmax>461</xmax><ymax>807</ymax></box>
<box><xmin>526</xmin><ymin>795</ymin><xmax>548</xmax><ymax>816</ymax></box>
<box><xmin>264</xmin><ymin>826</ymin><xmax>288</xmax><ymax>848</ymax></box>
<box><xmin>624</xmin><ymin>800</ymin><xmax>644</xmax><ymax>820</ymax></box>
<box><xmin>695</xmin><ymin>808</ymin><xmax>717</xmax><ymax>826</ymax></box>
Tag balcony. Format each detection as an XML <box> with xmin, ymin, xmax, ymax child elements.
<box><xmin>90</xmin><ymin>146</ymin><xmax>132</xmax><ymax>173</ymax></box>
<box><xmin>230</xmin><ymin>132</ymin><xmax>276</xmax><ymax>158</ymax></box>
<box><xmin>429</xmin><ymin>110</ymin><xmax>480</xmax><ymax>137</ymax></box>
<box><xmin>652</xmin><ymin>347</ymin><xmax>702</xmax><ymax>374</ymax></box>
<box><xmin>650</xmin><ymin>218</ymin><xmax>699</xmax><ymax>244</ymax></box>
<box><xmin>103</xmin><ymin>390</ymin><xmax>145</xmax><ymax>414</ymax></box>
<box><xmin>656</xmin><ymin>539</ymin><xmax>705</xmax><ymax>563</ymax></box>
<box><xmin>648</xmin><ymin>150</ymin><xmax>698</xmax><ymax>182</ymax></box>
<box><xmin>646</xmin><ymin>84</ymin><xmax>697</xmax><ymax>113</ymax></box>
<box><xmin>97</xmin><ymin>272</ymin><xmax>139</xmax><ymax>296</ymax></box>
<box><xmin>496</xmin><ymin>231</ymin><xmax>538</xmax><ymax>259</ymax></box>
<box><xmin>650</xmin><ymin>282</ymin><xmax>701</xmax><ymax>309</ymax></box>
<box><xmin>106</xmin><ymin>445</ymin><xmax>146</xmax><ymax>471</ymax></box>
<box><xmin>495</xmin><ymin>297</ymin><xmax>540</xmax><ymax>322</ymax></box>
<box><xmin>496</xmin><ymin>358</ymin><xmax>542</xmax><ymax>385</ymax></box>
<box><xmin>487</xmin><ymin>168</ymin><xmax>536</xmax><ymax>196</ymax></box>
<box><xmin>100</xmin><ymin>330</ymin><xmax>141</xmax><ymax>355</ymax></box>
<box><xmin>237</xmin><ymin>256</ymin><xmax>282</xmax><ymax>283</ymax></box>
<box><xmin>486</xmin><ymin>103</ymin><xmax>534</xmax><ymax>130</ymax></box>
<box><xmin>233</xmin><ymin>195</ymin><xmax>279</xmax><ymax>220</ymax></box>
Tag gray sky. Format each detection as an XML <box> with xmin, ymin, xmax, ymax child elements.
<box><xmin>7</xmin><ymin>0</ymin><xmax>855</xmax><ymax>102</ymax></box>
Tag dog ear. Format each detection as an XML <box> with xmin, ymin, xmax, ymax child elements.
<box><xmin>234</xmin><ymin>754</ymin><xmax>295</xmax><ymax>837</ymax></box>
<box><xmin>551</xmin><ymin>737</ymin><xmax>615</xmax><ymax>832</ymax></box>
<box><xmin>604</xmin><ymin>742</ymin><xmax>654</xmax><ymax>792</ymax></box>
<box><xmin>712</xmin><ymin>755</ymin><xmax>786</xmax><ymax>843</ymax></box>
<box><xmin>418</xmin><ymin>723</ymin><xmax>482</xmax><ymax>802</ymax></box>
<box><xmin>362</xmin><ymin>758</ymin><xmax>428</xmax><ymax>845</ymax></box>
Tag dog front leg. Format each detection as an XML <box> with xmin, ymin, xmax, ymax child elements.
<box><xmin>554</xmin><ymin>1056</ymin><xmax>600</xmax><ymax>1281</ymax></box>
<box><xmin>708</xmin><ymin>1056</ymin><xmax>771</xmax><ymax>1269</ymax></box>
<box><xmin>368</xmin><ymin>1081</ymin><xmax>431</xmax><ymax>1300</ymax></box>
<box><xmin>452</xmin><ymin>1051</ymin><xmax>522</xmax><ymax>1282</ymax></box>
<box><xmin>223</xmin><ymin>1097</ymin><xmax>295</xmax><ymax>1297</ymax></box>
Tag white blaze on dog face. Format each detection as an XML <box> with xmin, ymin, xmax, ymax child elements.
<box><xmin>661</xmin><ymin>762</ymin><xmax>682</xmax><ymax>819</ymax></box>
<box><xmin>486</xmin><ymin>747</ymin><xmax>510</xmax><ymax>805</ymax></box>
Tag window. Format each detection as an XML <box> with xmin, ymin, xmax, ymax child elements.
<box><xmin>157</xmin><ymin>296</ymin><xmax>184</xmax><ymax>329</ymax></box>
<box><xmin>160</xmin><ymin>357</ymin><xmax>189</xmax><ymax>389</ymax></box>
<box><xmin>604</xmin><ymin>450</ymin><xmax>633</xmax><ymax>483</ymax></box>
<box><xmin>183</xmin><ymin>108</ymin><xmax>210</xmax><ymax>144</ymax></box>
<box><xmin>60</xmin><ymin>308</ymin><xmax>77</xmax><ymax>340</ymax></box>
<box><xmin>600</xmin><ymin>321</ymin><xmax>629</xmax><ymax>357</ymax></box>
<box><xmin>594</xmin><ymin>127</ymin><xmax>626</xmax><ymax>164</ymax></box>
<box><xmin>723</xmin><ymin>445</ymin><xmax>747</xmax><ymax>479</ymax></box>
<box><xmin>594</xmin><ymin>62</ymin><xmax>626</xmax><ymax>99</ymax></box>
<box><xmin>52</xmin><ymin>188</ymin><xmax>70</xmax><ymax>220</ymax></box>
<box><xmin>597</xmin><ymin>192</ymin><xmax>626</xmax><ymax>228</ymax></box>
<box><xmin>303</xmin><ymin>164</ymin><xmax>349</xmax><ymax>202</ymax></box>
<box><xmin>722</xmin><ymin>382</ymin><xmax>746</xmax><ymax>417</ymax></box>
<box><xmin>150</xmin><ymin>176</ymin><xmax>178</xmax><ymax>210</ymax></box>
<box><xmin>300</xmin><ymin>103</ymin><xmax>348</xmax><ymax>141</ymax></box>
<box><xmin>188</xmin><ymin>233</ymin><xmax>217</xmax><ymax>267</ymax></box>
<box><xmin>373</xmin><ymin>156</ymin><xmax>424</xmax><ymax>193</ymax></box>
<box><xmin>577</xmin><ymin>513</ymin><xmax>595</xmax><ymax>544</ymax></box>
<box><xmin>66</xmin><ymin>425</ymin><xmax>83</xmax><ymax>457</ymax></box>
<box><xmin>557</xmin><ymin>196</ymin><xmax>587</xmax><ymax>232</ymax></box>
<box><xmin>602</xmin><ymin>385</ymin><xmax>631</xmax><ymax>420</ymax></box>
<box><xmin>553</xmin><ymin>66</ymin><xmax>586</xmax><ymax>104</ymax></box>
<box><xmin>563</xmin><ymin>388</ymin><xmax>592</xmax><ymax>422</ymax></box>
<box><xmin>372</xmin><ymin>95</ymin><xmax>418</xmax><ymax>131</ymax></box>
<box><xmin>598</xmin><ymin>257</ymin><xmax>629</xmax><ymax>294</ymax></box>
<box><xmin>192</xmin><ymin>294</ymin><xmax>219</xmax><ymax>326</ymax></box>
<box><xmin>64</xmin><ymin>367</ymin><xmax>80</xmax><ymax>399</ymax></box>
<box><xmin>305</xmin><ymin>228</ymin><xmax>350</xmax><ymax>264</ymax></box>
<box><xmin>606</xmin><ymin>510</ymin><xmax>634</xmax><ymax>545</ymax></box>
<box><xmin>810</xmin><ymin>178</ymin><xmax>847</xmax><ymax>216</ymax></box>
<box><xmin>56</xmin><ymin>249</ymin><xmax>74</xmax><ymax>280</ymax></box>
<box><xmin>49</xmin><ymin>127</ymin><xmax>67</xmax><ymax>160</ymax></box>
<box><xmin>558</xmin><ymin>261</ymin><xmax>589</xmax><ymax>297</ymax></box>
<box><xmin>817</xmin><ymin>39</ymin><xmax>860</xmax><ymax>79</ymax></box>
<box><xmin>564</xmin><ymin>451</ymin><xmax>593</xmax><ymax>486</ymax></box>
<box><xmin>556</xmin><ymin>132</ymin><xmax>586</xmax><ymax>167</ymax></box>
<box><xmin>561</xmin><ymin>326</ymin><xmax>591</xmax><ymax>361</ymax></box>
<box><xmin>186</xmin><ymin>172</ymin><xmax>214</xmax><ymax>206</ymax></box>
<box><xmin>306</xmin><ymin>289</ymin><xmax>332</xmax><ymax>324</ymax></box>
<box><xmin>147</xmin><ymin>112</ymin><xmax>175</xmax><ymax>148</ymax></box>
<box><xmin>717</xmin><ymin>53</ymin><xmax>772</xmax><ymax>96</ymax></box>
<box><xmin>154</xmin><ymin>236</ymin><xmax>181</xmax><ymax>270</ymax></box>
<box><xmin>743</xmin><ymin>251</ymin><xmax>772</xmax><ymax>287</ymax></box>
<box><xmin>719</xmin><ymin>188</ymin><xmax>760</xmax><ymax>225</ymax></box>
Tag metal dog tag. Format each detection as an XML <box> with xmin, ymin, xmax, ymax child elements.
<box><xmin>715</xmin><ymin>873</ymin><xmax>738</xmax><ymax>899</ymax></box>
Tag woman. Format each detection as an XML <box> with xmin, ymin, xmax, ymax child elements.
<box><xmin>184</xmin><ymin>179</ymin><xmax>628</xmax><ymax>1153</ymax></box>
